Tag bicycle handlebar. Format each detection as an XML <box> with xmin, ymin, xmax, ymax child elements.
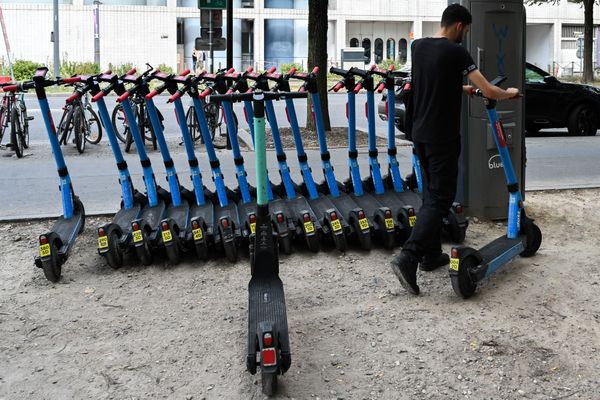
<box><xmin>62</xmin><ymin>77</ymin><xmax>82</xmax><ymax>84</ymax></box>
<box><xmin>1</xmin><ymin>84</ymin><xmax>17</xmax><ymax>92</ymax></box>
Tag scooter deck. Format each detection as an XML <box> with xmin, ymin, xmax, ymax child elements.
<box><xmin>166</xmin><ymin>203</ymin><xmax>190</xmax><ymax>229</ymax></box>
<box><xmin>329</xmin><ymin>193</ymin><xmax>363</xmax><ymax>218</ymax></box>
<box><xmin>479</xmin><ymin>235</ymin><xmax>524</xmax><ymax>263</ymax></box>
<box><xmin>247</xmin><ymin>275</ymin><xmax>291</xmax><ymax>356</ymax></box>
<box><xmin>51</xmin><ymin>210</ymin><xmax>84</xmax><ymax>255</ymax></box>
<box><xmin>112</xmin><ymin>204</ymin><xmax>143</xmax><ymax>233</ymax></box>
<box><xmin>190</xmin><ymin>203</ymin><xmax>215</xmax><ymax>236</ymax></box>
<box><xmin>308</xmin><ymin>196</ymin><xmax>350</xmax><ymax>228</ymax></box>
<box><xmin>215</xmin><ymin>203</ymin><xmax>241</xmax><ymax>225</ymax></box>
<box><xmin>349</xmin><ymin>193</ymin><xmax>385</xmax><ymax>216</ymax></box>
<box><xmin>288</xmin><ymin>196</ymin><xmax>322</xmax><ymax>229</ymax></box>
<box><xmin>473</xmin><ymin>235</ymin><xmax>525</xmax><ymax>281</ymax></box>
<box><xmin>140</xmin><ymin>201</ymin><xmax>167</xmax><ymax>230</ymax></box>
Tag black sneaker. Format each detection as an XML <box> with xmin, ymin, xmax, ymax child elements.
<box><xmin>420</xmin><ymin>253</ymin><xmax>450</xmax><ymax>271</ymax></box>
<box><xmin>390</xmin><ymin>252</ymin><xmax>420</xmax><ymax>295</ymax></box>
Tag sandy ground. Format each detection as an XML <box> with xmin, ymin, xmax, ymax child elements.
<box><xmin>0</xmin><ymin>189</ymin><xmax>599</xmax><ymax>400</ymax></box>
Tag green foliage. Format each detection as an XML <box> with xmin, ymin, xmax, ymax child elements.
<box><xmin>108</xmin><ymin>62</ymin><xmax>135</xmax><ymax>76</ymax></box>
<box><xmin>280</xmin><ymin>62</ymin><xmax>304</xmax><ymax>73</ymax></box>
<box><xmin>157</xmin><ymin>63</ymin><xmax>174</xmax><ymax>75</ymax></box>
<box><xmin>377</xmin><ymin>58</ymin><xmax>405</xmax><ymax>71</ymax></box>
<box><xmin>60</xmin><ymin>60</ymin><xmax>100</xmax><ymax>77</ymax></box>
<box><xmin>12</xmin><ymin>60</ymin><xmax>43</xmax><ymax>81</ymax></box>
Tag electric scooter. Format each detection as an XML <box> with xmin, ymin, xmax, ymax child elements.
<box><xmin>210</xmin><ymin>89</ymin><xmax>303</xmax><ymax>396</ymax></box>
<box><xmin>62</xmin><ymin>73</ymin><xmax>147</xmax><ymax>269</ymax></box>
<box><xmin>8</xmin><ymin>67</ymin><xmax>86</xmax><ymax>282</ymax></box>
<box><xmin>93</xmin><ymin>70</ymin><xmax>170</xmax><ymax>265</ymax></box>
<box><xmin>327</xmin><ymin>67</ymin><xmax>399</xmax><ymax>249</ymax></box>
<box><xmin>449</xmin><ymin>77</ymin><xmax>542</xmax><ymax>299</ymax></box>
<box><xmin>395</xmin><ymin>76</ymin><xmax>469</xmax><ymax>244</ymax></box>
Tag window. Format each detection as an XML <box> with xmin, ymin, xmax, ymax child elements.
<box><xmin>362</xmin><ymin>38</ymin><xmax>371</xmax><ymax>64</ymax></box>
<box><xmin>386</xmin><ymin>39</ymin><xmax>395</xmax><ymax>60</ymax></box>
<box><xmin>398</xmin><ymin>39</ymin><xmax>407</xmax><ymax>64</ymax></box>
<box><xmin>350</xmin><ymin>38</ymin><xmax>359</xmax><ymax>47</ymax></box>
<box><xmin>561</xmin><ymin>24</ymin><xmax>584</xmax><ymax>38</ymax></box>
<box><xmin>374</xmin><ymin>38</ymin><xmax>383</xmax><ymax>64</ymax></box>
<box><xmin>525</xmin><ymin>67</ymin><xmax>546</xmax><ymax>84</ymax></box>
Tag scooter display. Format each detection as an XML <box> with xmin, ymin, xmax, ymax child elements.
<box><xmin>449</xmin><ymin>77</ymin><xmax>542</xmax><ymax>299</ymax></box>
<box><xmin>8</xmin><ymin>67</ymin><xmax>86</xmax><ymax>282</ymax></box>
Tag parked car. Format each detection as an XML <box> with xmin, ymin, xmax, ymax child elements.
<box><xmin>378</xmin><ymin>62</ymin><xmax>600</xmax><ymax>136</ymax></box>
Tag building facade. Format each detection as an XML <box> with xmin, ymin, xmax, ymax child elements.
<box><xmin>1</xmin><ymin>0</ymin><xmax>599</xmax><ymax>76</ymax></box>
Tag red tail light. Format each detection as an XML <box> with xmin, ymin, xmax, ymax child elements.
<box><xmin>451</xmin><ymin>248</ymin><xmax>459</xmax><ymax>258</ymax></box>
<box><xmin>192</xmin><ymin>220</ymin><xmax>199</xmax><ymax>230</ymax></box>
<box><xmin>358</xmin><ymin>210</ymin><xmax>365</xmax><ymax>219</ymax></box>
<box><xmin>455</xmin><ymin>205</ymin><xmax>463</xmax><ymax>214</ymax></box>
<box><xmin>221</xmin><ymin>218</ymin><xmax>229</xmax><ymax>229</ymax></box>
<box><xmin>384</xmin><ymin>210</ymin><xmax>392</xmax><ymax>218</ymax></box>
<box><xmin>249</xmin><ymin>214</ymin><xmax>256</xmax><ymax>224</ymax></box>
<box><xmin>330</xmin><ymin>212</ymin><xmax>338</xmax><ymax>221</ymax></box>
<box><xmin>263</xmin><ymin>332</ymin><xmax>273</xmax><ymax>346</ymax></box>
<box><xmin>276</xmin><ymin>213</ymin><xmax>284</xmax><ymax>223</ymax></box>
<box><xmin>161</xmin><ymin>222</ymin><xmax>169</xmax><ymax>231</ymax></box>
<box><xmin>261</xmin><ymin>348</ymin><xmax>277</xmax><ymax>367</ymax></box>
<box><xmin>132</xmin><ymin>222</ymin><xmax>140</xmax><ymax>231</ymax></box>
<box><xmin>98</xmin><ymin>228</ymin><xmax>106</xmax><ymax>237</ymax></box>
<box><xmin>303</xmin><ymin>213</ymin><xmax>311</xmax><ymax>223</ymax></box>
<box><xmin>408</xmin><ymin>208</ymin><xmax>415</xmax><ymax>217</ymax></box>
<box><xmin>39</xmin><ymin>235</ymin><xmax>48</xmax><ymax>245</ymax></box>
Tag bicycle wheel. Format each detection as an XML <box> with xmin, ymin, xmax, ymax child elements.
<box><xmin>185</xmin><ymin>106</ymin><xmax>200</xmax><ymax>143</ymax></box>
<box><xmin>58</xmin><ymin>107</ymin><xmax>74</xmax><ymax>146</ymax></box>
<box><xmin>142</xmin><ymin>107</ymin><xmax>157</xmax><ymax>150</ymax></box>
<box><xmin>0</xmin><ymin>106</ymin><xmax>7</xmax><ymax>144</ymax></box>
<box><xmin>73</xmin><ymin>107</ymin><xmax>86</xmax><ymax>154</ymax></box>
<box><xmin>84</xmin><ymin>105</ymin><xmax>102</xmax><ymax>144</ymax></box>
<box><xmin>111</xmin><ymin>103</ymin><xmax>128</xmax><ymax>143</ymax></box>
<box><xmin>10</xmin><ymin>106</ymin><xmax>24</xmax><ymax>158</ymax></box>
<box><xmin>214</xmin><ymin>105</ymin><xmax>236</xmax><ymax>150</ymax></box>
<box><xmin>20</xmin><ymin>102</ymin><xmax>30</xmax><ymax>148</ymax></box>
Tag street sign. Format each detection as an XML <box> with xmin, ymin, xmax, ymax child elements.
<box><xmin>201</xmin><ymin>9</ymin><xmax>222</xmax><ymax>27</ymax></box>
<box><xmin>195</xmin><ymin>36</ymin><xmax>227</xmax><ymax>51</ymax></box>
<box><xmin>576</xmin><ymin>49</ymin><xmax>583</xmax><ymax>59</ymax></box>
<box><xmin>198</xmin><ymin>0</ymin><xmax>226</xmax><ymax>9</ymax></box>
<box><xmin>201</xmin><ymin>28</ymin><xmax>223</xmax><ymax>38</ymax></box>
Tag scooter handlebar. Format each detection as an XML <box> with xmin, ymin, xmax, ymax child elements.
<box><xmin>91</xmin><ymin>90</ymin><xmax>106</xmax><ymax>102</ymax></box>
<box><xmin>311</xmin><ymin>66</ymin><xmax>319</xmax><ymax>75</ymax></box>
<box><xmin>62</xmin><ymin>77</ymin><xmax>82</xmax><ymax>84</ymax></box>
<box><xmin>208</xmin><ymin>90</ymin><xmax>307</xmax><ymax>103</ymax></box>
<box><xmin>330</xmin><ymin>81</ymin><xmax>344</xmax><ymax>92</ymax></box>
<box><xmin>117</xmin><ymin>91</ymin><xmax>130</xmax><ymax>103</ymax></box>
<box><xmin>145</xmin><ymin>89</ymin><xmax>159</xmax><ymax>100</ymax></box>
<box><xmin>199</xmin><ymin>87</ymin><xmax>213</xmax><ymax>99</ymax></box>
<box><xmin>168</xmin><ymin>90</ymin><xmax>183</xmax><ymax>102</ymax></box>
<box><xmin>353</xmin><ymin>82</ymin><xmax>363</xmax><ymax>94</ymax></box>
<box><xmin>1</xmin><ymin>84</ymin><xmax>17</xmax><ymax>92</ymax></box>
<box><xmin>376</xmin><ymin>82</ymin><xmax>386</xmax><ymax>93</ymax></box>
<box><xmin>329</xmin><ymin>66</ymin><xmax>349</xmax><ymax>77</ymax></box>
<box><xmin>180</xmin><ymin>69</ymin><xmax>191</xmax><ymax>76</ymax></box>
<box><xmin>126</xmin><ymin>67</ymin><xmax>137</xmax><ymax>75</ymax></box>
<box><xmin>66</xmin><ymin>92</ymin><xmax>81</xmax><ymax>103</ymax></box>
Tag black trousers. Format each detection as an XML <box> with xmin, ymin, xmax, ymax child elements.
<box><xmin>403</xmin><ymin>138</ymin><xmax>461</xmax><ymax>259</ymax></box>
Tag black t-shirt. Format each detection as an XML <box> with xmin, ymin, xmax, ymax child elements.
<box><xmin>410</xmin><ymin>37</ymin><xmax>477</xmax><ymax>144</ymax></box>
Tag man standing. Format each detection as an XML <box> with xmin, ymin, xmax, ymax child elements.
<box><xmin>391</xmin><ymin>3</ymin><xmax>519</xmax><ymax>295</ymax></box>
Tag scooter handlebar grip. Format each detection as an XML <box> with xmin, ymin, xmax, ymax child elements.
<box><xmin>227</xmin><ymin>67</ymin><xmax>235</xmax><ymax>73</ymax></box>
<box><xmin>169</xmin><ymin>91</ymin><xmax>183</xmax><ymax>102</ymax></box>
<box><xmin>180</xmin><ymin>69</ymin><xmax>190</xmax><ymax>76</ymax></box>
<box><xmin>353</xmin><ymin>83</ymin><xmax>363</xmax><ymax>94</ymax></box>
<box><xmin>376</xmin><ymin>82</ymin><xmax>385</xmax><ymax>93</ymax></box>
<box><xmin>246</xmin><ymin>66</ymin><xmax>253</xmax><ymax>73</ymax></box>
<box><xmin>126</xmin><ymin>67</ymin><xmax>137</xmax><ymax>75</ymax></box>
<box><xmin>91</xmin><ymin>91</ymin><xmax>106</xmax><ymax>102</ymax></box>
<box><xmin>332</xmin><ymin>82</ymin><xmax>344</xmax><ymax>92</ymax></box>
<box><xmin>62</xmin><ymin>77</ymin><xmax>81</xmax><ymax>84</ymax></box>
<box><xmin>311</xmin><ymin>66</ymin><xmax>319</xmax><ymax>75</ymax></box>
<box><xmin>66</xmin><ymin>92</ymin><xmax>81</xmax><ymax>103</ymax></box>
<box><xmin>288</xmin><ymin>67</ymin><xmax>297</xmax><ymax>75</ymax></box>
<box><xmin>103</xmin><ymin>69</ymin><xmax>112</xmax><ymax>75</ymax></box>
<box><xmin>267</xmin><ymin>66</ymin><xmax>277</xmax><ymax>74</ymax></box>
<box><xmin>226</xmin><ymin>88</ymin><xmax>234</xmax><ymax>95</ymax></box>
<box><xmin>145</xmin><ymin>90</ymin><xmax>159</xmax><ymax>100</ymax></box>
<box><xmin>1</xmin><ymin>85</ymin><xmax>17</xmax><ymax>92</ymax></box>
<box><xmin>199</xmin><ymin>88</ymin><xmax>212</xmax><ymax>99</ymax></box>
<box><xmin>388</xmin><ymin>64</ymin><xmax>395</xmax><ymax>71</ymax></box>
<box><xmin>117</xmin><ymin>92</ymin><xmax>130</xmax><ymax>103</ymax></box>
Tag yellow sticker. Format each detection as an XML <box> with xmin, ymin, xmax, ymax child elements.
<box><xmin>358</xmin><ymin>218</ymin><xmax>369</xmax><ymax>231</ymax></box>
<box><xmin>304</xmin><ymin>221</ymin><xmax>315</xmax><ymax>234</ymax></box>
<box><xmin>409</xmin><ymin>215</ymin><xmax>417</xmax><ymax>228</ymax></box>
<box><xmin>39</xmin><ymin>243</ymin><xmax>51</xmax><ymax>258</ymax></box>
<box><xmin>450</xmin><ymin>258</ymin><xmax>460</xmax><ymax>271</ymax></box>
<box><xmin>331</xmin><ymin>219</ymin><xmax>342</xmax><ymax>232</ymax></box>
<box><xmin>250</xmin><ymin>222</ymin><xmax>256</xmax><ymax>235</ymax></box>
<box><xmin>161</xmin><ymin>230</ymin><xmax>173</xmax><ymax>243</ymax></box>
<box><xmin>385</xmin><ymin>218</ymin><xmax>395</xmax><ymax>230</ymax></box>
<box><xmin>132</xmin><ymin>230</ymin><xmax>143</xmax><ymax>243</ymax></box>
<box><xmin>98</xmin><ymin>236</ymin><xmax>109</xmax><ymax>250</ymax></box>
<box><xmin>193</xmin><ymin>228</ymin><xmax>203</xmax><ymax>241</ymax></box>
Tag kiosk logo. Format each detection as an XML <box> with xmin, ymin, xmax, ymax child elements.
<box><xmin>492</xmin><ymin>23</ymin><xmax>509</xmax><ymax>76</ymax></box>
<box><xmin>488</xmin><ymin>154</ymin><xmax>503</xmax><ymax>170</ymax></box>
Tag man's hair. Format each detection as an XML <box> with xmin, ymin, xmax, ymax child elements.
<box><xmin>441</xmin><ymin>3</ymin><xmax>472</xmax><ymax>27</ymax></box>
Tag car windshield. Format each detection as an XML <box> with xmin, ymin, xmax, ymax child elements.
<box><xmin>526</xmin><ymin>66</ymin><xmax>546</xmax><ymax>84</ymax></box>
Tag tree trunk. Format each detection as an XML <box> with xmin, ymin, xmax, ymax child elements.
<box><xmin>583</xmin><ymin>0</ymin><xmax>594</xmax><ymax>82</ymax></box>
<box><xmin>307</xmin><ymin>0</ymin><xmax>331</xmax><ymax>131</ymax></box>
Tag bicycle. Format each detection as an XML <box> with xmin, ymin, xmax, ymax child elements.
<box><xmin>0</xmin><ymin>80</ymin><xmax>33</xmax><ymax>158</ymax></box>
<box><xmin>111</xmin><ymin>68</ymin><xmax>163</xmax><ymax>153</ymax></box>
<box><xmin>57</xmin><ymin>83</ymin><xmax>102</xmax><ymax>153</ymax></box>
<box><xmin>184</xmin><ymin>98</ymin><xmax>234</xmax><ymax>150</ymax></box>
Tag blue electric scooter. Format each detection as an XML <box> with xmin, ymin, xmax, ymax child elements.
<box><xmin>12</xmin><ymin>67</ymin><xmax>86</xmax><ymax>282</ymax></box>
<box><xmin>449</xmin><ymin>77</ymin><xmax>542</xmax><ymax>298</ymax></box>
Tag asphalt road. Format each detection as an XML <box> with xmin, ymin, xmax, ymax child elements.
<box><xmin>1</xmin><ymin>93</ymin><xmax>599</xmax><ymax>220</ymax></box>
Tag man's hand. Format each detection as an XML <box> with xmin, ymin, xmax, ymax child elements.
<box><xmin>463</xmin><ymin>85</ymin><xmax>475</xmax><ymax>96</ymax></box>
<box><xmin>506</xmin><ymin>87</ymin><xmax>520</xmax><ymax>99</ymax></box>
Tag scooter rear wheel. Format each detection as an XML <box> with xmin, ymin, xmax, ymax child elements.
<box><xmin>164</xmin><ymin>232</ymin><xmax>181</xmax><ymax>265</ymax></box>
<box><xmin>220</xmin><ymin>225</ymin><xmax>238</xmax><ymax>263</ymax></box>
<box><xmin>74</xmin><ymin>197</ymin><xmax>85</xmax><ymax>233</ymax></box>
<box><xmin>278</xmin><ymin>234</ymin><xmax>292</xmax><ymax>255</ymax></box>
<box><xmin>136</xmin><ymin>241</ymin><xmax>153</xmax><ymax>266</ymax></box>
<box><xmin>444</xmin><ymin>211</ymin><xmax>466</xmax><ymax>244</ymax></box>
<box><xmin>450</xmin><ymin>255</ymin><xmax>478</xmax><ymax>299</ymax></box>
<box><xmin>521</xmin><ymin>222</ymin><xmax>542</xmax><ymax>258</ymax></box>
<box><xmin>331</xmin><ymin>230</ymin><xmax>347</xmax><ymax>253</ymax></box>
<box><xmin>106</xmin><ymin>230</ymin><xmax>123</xmax><ymax>269</ymax></box>
<box><xmin>195</xmin><ymin>240</ymin><xmax>209</xmax><ymax>261</ymax></box>
<box><xmin>305</xmin><ymin>233</ymin><xmax>320</xmax><ymax>253</ymax></box>
<box><xmin>261</xmin><ymin>371</ymin><xmax>278</xmax><ymax>396</ymax></box>
<box><xmin>42</xmin><ymin>242</ymin><xmax>61</xmax><ymax>283</ymax></box>
<box><xmin>353</xmin><ymin>219</ymin><xmax>372</xmax><ymax>251</ymax></box>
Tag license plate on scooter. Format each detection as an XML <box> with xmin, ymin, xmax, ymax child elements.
<box><xmin>385</xmin><ymin>218</ymin><xmax>395</xmax><ymax>230</ymax></box>
<box><xmin>450</xmin><ymin>258</ymin><xmax>460</xmax><ymax>271</ymax></box>
<box><xmin>304</xmin><ymin>221</ymin><xmax>315</xmax><ymax>234</ymax></box>
<box><xmin>98</xmin><ymin>236</ymin><xmax>109</xmax><ymax>250</ymax></box>
<box><xmin>161</xmin><ymin>230</ymin><xmax>172</xmax><ymax>243</ymax></box>
<box><xmin>409</xmin><ymin>216</ymin><xmax>416</xmax><ymax>228</ymax></box>
<box><xmin>250</xmin><ymin>222</ymin><xmax>256</xmax><ymax>235</ymax></box>
<box><xmin>331</xmin><ymin>219</ymin><xmax>342</xmax><ymax>232</ymax></box>
<box><xmin>132</xmin><ymin>230</ymin><xmax>143</xmax><ymax>243</ymax></box>
<box><xmin>193</xmin><ymin>228</ymin><xmax>203</xmax><ymax>241</ymax></box>
<box><xmin>39</xmin><ymin>243</ymin><xmax>51</xmax><ymax>258</ymax></box>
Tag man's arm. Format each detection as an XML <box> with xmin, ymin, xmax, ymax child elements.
<box><xmin>467</xmin><ymin>69</ymin><xmax>519</xmax><ymax>100</ymax></box>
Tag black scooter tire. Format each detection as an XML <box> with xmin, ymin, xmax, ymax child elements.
<box><xmin>42</xmin><ymin>242</ymin><xmax>61</xmax><ymax>283</ymax></box>
<box><xmin>444</xmin><ymin>212</ymin><xmax>466</xmax><ymax>244</ymax></box>
<box><xmin>74</xmin><ymin>196</ymin><xmax>85</xmax><ymax>234</ymax></box>
<box><xmin>220</xmin><ymin>225</ymin><xmax>238</xmax><ymax>263</ymax></box>
<box><xmin>331</xmin><ymin>230</ymin><xmax>347</xmax><ymax>253</ymax></box>
<box><xmin>195</xmin><ymin>240</ymin><xmax>209</xmax><ymax>261</ymax></box>
<box><xmin>261</xmin><ymin>371</ymin><xmax>278</xmax><ymax>397</ymax></box>
<box><xmin>305</xmin><ymin>233</ymin><xmax>320</xmax><ymax>253</ymax></box>
<box><xmin>106</xmin><ymin>230</ymin><xmax>123</xmax><ymax>269</ymax></box>
<box><xmin>353</xmin><ymin>219</ymin><xmax>372</xmax><ymax>250</ymax></box>
<box><xmin>278</xmin><ymin>234</ymin><xmax>292</xmax><ymax>255</ymax></box>
<box><xmin>136</xmin><ymin>241</ymin><xmax>153</xmax><ymax>266</ymax></box>
<box><xmin>521</xmin><ymin>222</ymin><xmax>542</xmax><ymax>258</ymax></box>
<box><xmin>164</xmin><ymin>231</ymin><xmax>181</xmax><ymax>265</ymax></box>
<box><xmin>450</xmin><ymin>255</ymin><xmax>478</xmax><ymax>299</ymax></box>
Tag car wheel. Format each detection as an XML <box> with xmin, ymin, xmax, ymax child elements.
<box><xmin>568</xmin><ymin>104</ymin><xmax>597</xmax><ymax>136</ymax></box>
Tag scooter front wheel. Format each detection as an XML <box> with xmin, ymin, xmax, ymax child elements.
<box><xmin>105</xmin><ymin>230</ymin><xmax>123</xmax><ymax>269</ymax></box>
<box><xmin>450</xmin><ymin>255</ymin><xmax>478</xmax><ymax>299</ymax></box>
<box><xmin>520</xmin><ymin>222</ymin><xmax>542</xmax><ymax>258</ymax></box>
<box><xmin>42</xmin><ymin>242</ymin><xmax>61</xmax><ymax>283</ymax></box>
<box><xmin>261</xmin><ymin>371</ymin><xmax>278</xmax><ymax>396</ymax></box>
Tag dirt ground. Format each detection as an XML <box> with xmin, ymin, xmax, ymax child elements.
<box><xmin>0</xmin><ymin>189</ymin><xmax>599</xmax><ymax>400</ymax></box>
